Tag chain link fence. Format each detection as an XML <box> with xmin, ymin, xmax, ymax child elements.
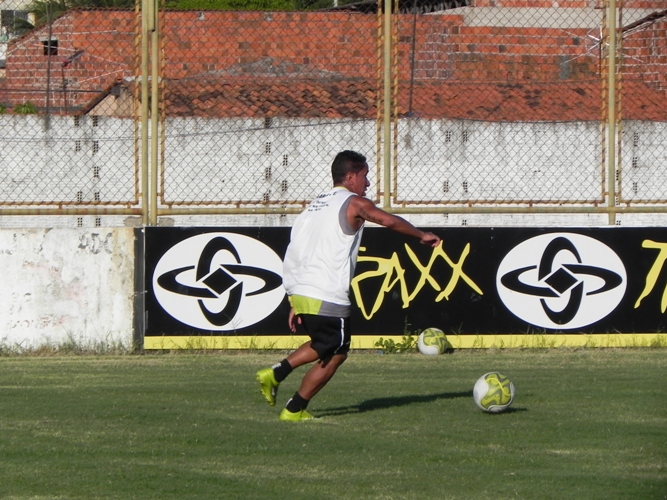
<box><xmin>159</xmin><ymin>10</ymin><xmax>382</xmax><ymax>227</ymax></box>
<box><xmin>0</xmin><ymin>1</ymin><xmax>665</xmax><ymax>227</ymax></box>
<box><xmin>0</xmin><ymin>4</ymin><xmax>140</xmax><ymax>226</ymax></box>
<box><xmin>618</xmin><ymin>5</ymin><xmax>667</xmax><ymax>211</ymax></box>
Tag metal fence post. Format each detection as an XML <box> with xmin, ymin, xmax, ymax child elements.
<box><xmin>140</xmin><ymin>0</ymin><xmax>151</xmax><ymax>226</ymax></box>
<box><xmin>150</xmin><ymin>0</ymin><xmax>159</xmax><ymax>226</ymax></box>
<box><xmin>382</xmin><ymin>0</ymin><xmax>392</xmax><ymax>211</ymax></box>
<box><xmin>607</xmin><ymin>0</ymin><xmax>618</xmax><ymax>225</ymax></box>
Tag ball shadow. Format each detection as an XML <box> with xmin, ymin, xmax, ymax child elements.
<box><xmin>487</xmin><ymin>406</ymin><xmax>528</xmax><ymax>414</ymax></box>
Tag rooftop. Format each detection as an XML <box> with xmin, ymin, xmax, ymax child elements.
<box><xmin>156</xmin><ymin>77</ymin><xmax>667</xmax><ymax>122</ymax></box>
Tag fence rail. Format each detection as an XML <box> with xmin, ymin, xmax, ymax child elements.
<box><xmin>0</xmin><ymin>0</ymin><xmax>665</xmax><ymax>227</ymax></box>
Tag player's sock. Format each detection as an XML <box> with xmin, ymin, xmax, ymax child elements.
<box><xmin>272</xmin><ymin>359</ymin><xmax>293</xmax><ymax>383</ymax></box>
<box><xmin>285</xmin><ymin>392</ymin><xmax>309</xmax><ymax>413</ymax></box>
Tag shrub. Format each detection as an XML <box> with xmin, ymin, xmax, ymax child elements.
<box><xmin>14</xmin><ymin>102</ymin><xmax>38</xmax><ymax>114</ymax></box>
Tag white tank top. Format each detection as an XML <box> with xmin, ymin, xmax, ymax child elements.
<box><xmin>283</xmin><ymin>187</ymin><xmax>364</xmax><ymax>307</ymax></box>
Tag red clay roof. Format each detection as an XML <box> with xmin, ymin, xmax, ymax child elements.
<box><xmin>163</xmin><ymin>77</ymin><xmax>667</xmax><ymax>121</ymax></box>
<box><xmin>166</xmin><ymin>78</ymin><xmax>377</xmax><ymax>119</ymax></box>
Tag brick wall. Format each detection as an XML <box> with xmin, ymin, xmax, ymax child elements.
<box><xmin>399</xmin><ymin>18</ymin><xmax>597</xmax><ymax>83</ymax></box>
<box><xmin>471</xmin><ymin>0</ymin><xmax>600</xmax><ymax>7</ymax></box>
<box><xmin>622</xmin><ymin>19</ymin><xmax>667</xmax><ymax>91</ymax></box>
<box><xmin>4</xmin><ymin>9</ymin><xmax>136</xmax><ymax>111</ymax></box>
<box><xmin>471</xmin><ymin>1</ymin><xmax>664</xmax><ymax>7</ymax></box>
<box><xmin>163</xmin><ymin>12</ymin><xmax>378</xmax><ymax>80</ymax></box>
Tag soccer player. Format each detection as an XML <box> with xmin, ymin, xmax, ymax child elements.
<box><xmin>256</xmin><ymin>150</ymin><xmax>441</xmax><ymax>421</ymax></box>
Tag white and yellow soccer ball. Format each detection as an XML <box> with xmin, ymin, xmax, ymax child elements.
<box><xmin>417</xmin><ymin>328</ymin><xmax>448</xmax><ymax>355</ymax></box>
<box><xmin>473</xmin><ymin>372</ymin><xmax>516</xmax><ymax>413</ymax></box>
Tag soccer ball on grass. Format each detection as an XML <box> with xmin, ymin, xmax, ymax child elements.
<box><xmin>417</xmin><ymin>328</ymin><xmax>448</xmax><ymax>355</ymax></box>
<box><xmin>473</xmin><ymin>372</ymin><xmax>515</xmax><ymax>413</ymax></box>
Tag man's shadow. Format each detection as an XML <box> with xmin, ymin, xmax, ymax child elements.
<box><xmin>317</xmin><ymin>390</ymin><xmax>472</xmax><ymax>417</ymax></box>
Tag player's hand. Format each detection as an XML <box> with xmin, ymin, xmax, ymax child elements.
<box><xmin>288</xmin><ymin>307</ymin><xmax>301</xmax><ymax>333</ymax></box>
<box><xmin>420</xmin><ymin>231</ymin><xmax>441</xmax><ymax>248</ymax></box>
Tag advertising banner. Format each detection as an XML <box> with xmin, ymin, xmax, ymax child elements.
<box><xmin>144</xmin><ymin>227</ymin><xmax>667</xmax><ymax>348</ymax></box>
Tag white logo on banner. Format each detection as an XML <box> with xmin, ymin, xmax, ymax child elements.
<box><xmin>153</xmin><ymin>233</ymin><xmax>285</xmax><ymax>331</ymax></box>
<box><xmin>496</xmin><ymin>233</ymin><xmax>626</xmax><ymax>329</ymax></box>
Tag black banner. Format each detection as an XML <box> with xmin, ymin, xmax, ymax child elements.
<box><xmin>145</xmin><ymin>227</ymin><xmax>667</xmax><ymax>337</ymax></box>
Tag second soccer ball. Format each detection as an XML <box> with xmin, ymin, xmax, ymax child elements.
<box><xmin>417</xmin><ymin>328</ymin><xmax>448</xmax><ymax>355</ymax></box>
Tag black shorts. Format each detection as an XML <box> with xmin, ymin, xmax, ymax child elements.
<box><xmin>299</xmin><ymin>314</ymin><xmax>351</xmax><ymax>360</ymax></box>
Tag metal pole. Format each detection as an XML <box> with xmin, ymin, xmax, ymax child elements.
<box><xmin>140</xmin><ymin>0</ymin><xmax>150</xmax><ymax>226</ymax></box>
<box><xmin>382</xmin><ymin>0</ymin><xmax>392</xmax><ymax>210</ymax></box>
<box><xmin>0</xmin><ymin>208</ymin><xmax>142</xmax><ymax>216</ymax></box>
<box><xmin>150</xmin><ymin>0</ymin><xmax>159</xmax><ymax>226</ymax></box>
<box><xmin>7</xmin><ymin>204</ymin><xmax>667</xmax><ymax>218</ymax></box>
<box><xmin>607</xmin><ymin>0</ymin><xmax>618</xmax><ymax>225</ymax></box>
<box><xmin>44</xmin><ymin>1</ymin><xmax>52</xmax><ymax>130</ymax></box>
<box><xmin>153</xmin><ymin>205</ymin><xmax>667</xmax><ymax>217</ymax></box>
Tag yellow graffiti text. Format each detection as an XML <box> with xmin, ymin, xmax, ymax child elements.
<box><xmin>635</xmin><ymin>239</ymin><xmax>667</xmax><ymax>312</ymax></box>
<box><xmin>351</xmin><ymin>242</ymin><xmax>483</xmax><ymax>320</ymax></box>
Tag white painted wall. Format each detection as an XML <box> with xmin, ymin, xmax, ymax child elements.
<box><xmin>1</xmin><ymin>115</ymin><xmax>667</xmax><ymax>228</ymax></box>
<box><xmin>0</xmin><ymin>228</ymin><xmax>136</xmax><ymax>349</ymax></box>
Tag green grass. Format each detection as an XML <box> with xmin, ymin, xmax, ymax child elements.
<box><xmin>1</xmin><ymin>350</ymin><xmax>666</xmax><ymax>499</ymax></box>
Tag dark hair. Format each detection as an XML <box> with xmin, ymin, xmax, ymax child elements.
<box><xmin>331</xmin><ymin>150</ymin><xmax>367</xmax><ymax>184</ymax></box>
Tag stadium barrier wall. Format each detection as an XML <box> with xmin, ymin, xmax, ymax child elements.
<box><xmin>144</xmin><ymin>226</ymin><xmax>667</xmax><ymax>350</ymax></box>
<box><xmin>3</xmin><ymin>225</ymin><xmax>667</xmax><ymax>350</ymax></box>
<box><xmin>0</xmin><ymin>228</ymin><xmax>137</xmax><ymax>350</ymax></box>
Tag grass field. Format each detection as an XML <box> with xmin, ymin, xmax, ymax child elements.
<box><xmin>1</xmin><ymin>349</ymin><xmax>666</xmax><ymax>499</ymax></box>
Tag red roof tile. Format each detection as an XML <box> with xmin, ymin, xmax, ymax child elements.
<box><xmin>166</xmin><ymin>78</ymin><xmax>378</xmax><ymax>118</ymax></box>
<box><xmin>163</xmin><ymin>77</ymin><xmax>667</xmax><ymax>121</ymax></box>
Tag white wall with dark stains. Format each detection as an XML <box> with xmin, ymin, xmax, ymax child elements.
<box><xmin>0</xmin><ymin>228</ymin><xmax>135</xmax><ymax>348</ymax></box>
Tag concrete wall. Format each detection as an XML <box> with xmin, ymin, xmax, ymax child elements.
<box><xmin>0</xmin><ymin>115</ymin><xmax>136</xmax><ymax>205</ymax></box>
<box><xmin>0</xmin><ymin>228</ymin><xmax>136</xmax><ymax>349</ymax></box>
<box><xmin>2</xmin><ymin>115</ymin><xmax>667</xmax><ymax>229</ymax></box>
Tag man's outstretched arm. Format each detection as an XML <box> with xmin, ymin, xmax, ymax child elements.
<box><xmin>348</xmin><ymin>196</ymin><xmax>441</xmax><ymax>247</ymax></box>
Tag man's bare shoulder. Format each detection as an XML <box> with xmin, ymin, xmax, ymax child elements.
<box><xmin>347</xmin><ymin>196</ymin><xmax>393</xmax><ymax>227</ymax></box>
